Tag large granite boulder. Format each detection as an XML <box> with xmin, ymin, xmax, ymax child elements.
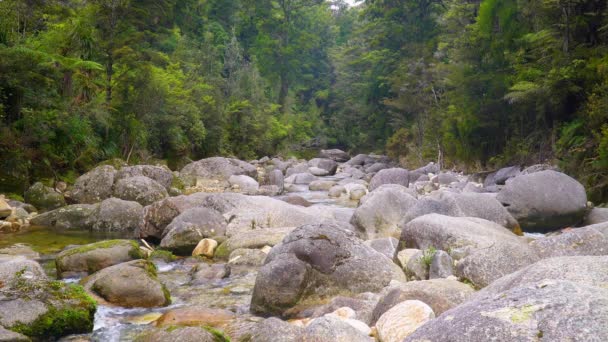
<box><xmin>300</xmin><ymin>316</ymin><xmax>371</xmax><ymax>342</ymax></box>
<box><xmin>215</xmin><ymin>227</ymin><xmax>294</xmax><ymax>259</ymax></box>
<box><xmin>368</xmin><ymin>168</ymin><xmax>410</xmax><ymax>191</ymax></box>
<box><xmin>82</xmin><ymin>260</ymin><xmax>170</xmax><ymax>308</ymax></box>
<box><xmin>71</xmin><ymin>165</ymin><xmax>117</xmax><ymax>204</ymax></box>
<box><xmin>475</xmin><ymin>256</ymin><xmax>608</xmax><ymax>298</ymax></box>
<box><xmin>351</xmin><ymin>185</ymin><xmax>417</xmax><ymax>239</ymax></box>
<box><xmin>0</xmin><ymin>255</ymin><xmax>47</xmax><ymax>285</ymax></box>
<box><xmin>113</xmin><ymin>176</ymin><xmax>168</xmax><ymax>206</ymax></box>
<box><xmin>530</xmin><ymin>227</ymin><xmax>608</xmax><ymax>258</ymax></box>
<box><xmin>496</xmin><ymin>170</ymin><xmax>587</xmax><ymax>232</ymax></box>
<box><xmin>90</xmin><ymin>198</ymin><xmax>143</xmax><ymax>235</ymax></box>
<box><xmin>483</xmin><ymin>166</ymin><xmax>520</xmax><ymax>187</ymax></box>
<box><xmin>139</xmin><ymin>193</ymin><xmax>210</xmax><ymax>239</ymax></box>
<box><xmin>398</xmin><ymin>214</ymin><xmax>539</xmax><ymax>288</ymax></box>
<box><xmin>584</xmin><ymin>207</ymin><xmax>608</xmax><ymax>225</ymax></box>
<box><xmin>371</xmin><ymin>279</ymin><xmax>474</xmax><ymax>324</ymax></box>
<box><xmin>402</xmin><ymin>191</ymin><xmax>519</xmax><ymax>231</ymax></box>
<box><xmin>319</xmin><ymin>149</ymin><xmax>350</xmax><ymax>162</ymax></box>
<box><xmin>375</xmin><ymin>300</ymin><xmax>434</xmax><ymax>342</ymax></box>
<box><xmin>405</xmin><ymin>280</ymin><xmax>608</xmax><ymax>342</ymax></box>
<box><xmin>30</xmin><ymin>204</ymin><xmax>97</xmax><ymax>230</ymax></box>
<box><xmin>24</xmin><ymin>182</ymin><xmax>65</xmax><ymax>211</ymax></box>
<box><xmin>115</xmin><ymin>165</ymin><xmax>173</xmax><ymax>190</ymax></box>
<box><xmin>180</xmin><ymin>157</ymin><xmax>257</xmax><ymax>182</ymax></box>
<box><xmin>55</xmin><ymin>240</ymin><xmax>144</xmax><ymax>279</ymax></box>
<box><xmin>308</xmin><ymin>158</ymin><xmax>338</xmax><ymax>176</ymax></box>
<box><xmin>250</xmin><ymin>223</ymin><xmax>405</xmax><ymax>317</ymax></box>
<box><xmin>228</xmin><ymin>175</ymin><xmax>260</xmax><ymax>194</ymax></box>
<box><xmin>160</xmin><ymin>207</ymin><xmax>227</xmax><ymax>254</ymax></box>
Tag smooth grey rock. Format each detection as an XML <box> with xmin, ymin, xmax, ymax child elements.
<box><xmin>71</xmin><ymin>165</ymin><xmax>116</xmax><ymax>204</ymax></box>
<box><xmin>429</xmin><ymin>250</ymin><xmax>453</xmax><ymax>279</ymax></box>
<box><xmin>521</xmin><ymin>163</ymin><xmax>560</xmax><ymax>175</ymax></box>
<box><xmin>286</xmin><ymin>163</ymin><xmax>310</xmax><ymax>177</ymax></box>
<box><xmin>364</xmin><ymin>163</ymin><xmax>387</xmax><ymax>173</ymax></box>
<box><xmin>251</xmin><ymin>223</ymin><xmax>405</xmax><ymax>317</ymax></box>
<box><xmin>475</xmin><ymin>256</ymin><xmax>608</xmax><ymax>298</ymax></box>
<box><xmin>346</xmin><ymin>154</ymin><xmax>372</xmax><ymax>166</ymax></box>
<box><xmin>91</xmin><ymin>198</ymin><xmax>143</xmax><ymax>235</ymax></box>
<box><xmin>251</xmin><ymin>317</ymin><xmax>303</xmax><ymax>342</ymax></box>
<box><xmin>300</xmin><ymin>293</ymin><xmax>379</xmax><ymax>326</ymax></box>
<box><xmin>268</xmin><ymin>169</ymin><xmax>285</xmax><ymax>193</ymax></box>
<box><xmin>399</xmin><ymin>214</ymin><xmax>539</xmax><ymax>288</ymax></box>
<box><xmin>434</xmin><ymin>173</ymin><xmax>458</xmax><ymax>185</ymax></box>
<box><xmin>228</xmin><ymin>248</ymin><xmax>267</xmax><ymax>267</ymax></box>
<box><xmin>351</xmin><ymin>184</ymin><xmax>417</xmax><ymax>239</ymax></box>
<box><xmin>300</xmin><ymin>316</ymin><xmax>371</xmax><ymax>342</ymax></box>
<box><xmin>83</xmin><ymin>259</ymin><xmax>170</xmax><ymax>308</ymax></box>
<box><xmin>328</xmin><ymin>185</ymin><xmax>347</xmax><ymax>198</ymax></box>
<box><xmin>368</xmin><ymin>168</ymin><xmax>410</xmax><ymax>191</ymax></box>
<box><xmin>215</xmin><ymin>227</ymin><xmax>294</xmax><ymax>259</ymax></box>
<box><xmin>160</xmin><ymin>207</ymin><xmax>227</xmax><ymax>254</ymax></box>
<box><xmin>497</xmin><ymin>170</ymin><xmax>587</xmax><ymax>232</ymax></box>
<box><xmin>0</xmin><ymin>299</ymin><xmax>48</xmax><ymax>328</ymax></box>
<box><xmin>402</xmin><ymin>191</ymin><xmax>519</xmax><ymax>231</ymax></box>
<box><xmin>285</xmin><ymin>173</ymin><xmax>317</xmax><ymax>185</ymax></box>
<box><xmin>405</xmin><ymin>250</ymin><xmax>429</xmax><ymax>280</ymax></box>
<box><xmin>55</xmin><ymin>240</ymin><xmax>142</xmax><ymax>278</ymax></box>
<box><xmin>113</xmin><ymin>176</ymin><xmax>168</xmax><ymax>206</ymax></box>
<box><xmin>139</xmin><ymin>192</ymin><xmax>211</xmax><ymax>239</ymax></box>
<box><xmin>30</xmin><ymin>204</ymin><xmax>97</xmax><ymax>230</ymax></box>
<box><xmin>0</xmin><ymin>255</ymin><xmax>47</xmax><ymax>285</ymax></box>
<box><xmin>413</xmin><ymin>162</ymin><xmax>440</xmax><ymax>175</ymax></box>
<box><xmin>364</xmin><ymin>237</ymin><xmax>399</xmax><ymax>260</ymax></box>
<box><xmin>530</xmin><ymin>227</ymin><xmax>608</xmax><ymax>258</ymax></box>
<box><xmin>406</xmin><ymin>280</ymin><xmax>608</xmax><ymax>342</ymax></box>
<box><xmin>319</xmin><ymin>149</ymin><xmax>349</xmax><ymax>162</ymax></box>
<box><xmin>180</xmin><ymin>157</ymin><xmax>257</xmax><ymax>181</ymax></box>
<box><xmin>190</xmin><ymin>263</ymin><xmax>230</xmax><ymax>285</ymax></box>
<box><xmin>308</xmin><ymin>158</ymin><xmax>338</xmax><ymax>175</ymax></box>
<box><xmin>483</xmin><ymin>166</ymin><xmax>521</xmax><ymax>187</ymax></box>
<box><xmin>229</xmin><ymin>174</ymin><xmax>260</xmax><ymax>194</ymax></box>
<box><xmin>309</xmin><ymin>180</ymin><xmax>337</xmax><ymax>191</ymax></box>
<box><xmin>115</xmin><ymin>165</ymin><xmax>173</xmax><ymax>190</ymax></box>
<box><xmin>371</xmin><ymin>279</ymin><xmax>474</xmax><ymax>325</ymax></box>
<box><xmin>584</xmin><ymin>207</ymin><xmax>608</xmax><ymax>225</ymax></box>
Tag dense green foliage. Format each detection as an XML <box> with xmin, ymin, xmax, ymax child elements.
<box><xmin>2</xmin><ymin>0</ymin><xmax>608</xmax><ymax>200</ymax></box>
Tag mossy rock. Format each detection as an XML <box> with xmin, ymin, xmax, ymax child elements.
<box><xmin>24</xmin><ymin>182</ymin><xmax>66</xmax><ymax>212</ymax></box>
<box><xmin>55</xmin><ymin>240</ymin><xmax>144</xmax><ymax>278</ymax></box>
<box><xmin>0</xmin><ymin>276</ymin><xmax>97</xmax><ymax>340</ymax></box>
<box><xmin>149</xmin><ymin>250</ymin><xmax>177</xmax><ymax>262</ymax></box>
<box><xmin>96</xmin><ymin>158</ymin><xmax>129</xmax><ymax>169</ymax></box>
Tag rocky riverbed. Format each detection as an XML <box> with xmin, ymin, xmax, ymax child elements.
<box><xmin>1</xmin><ymin>150</ymin><xmax>608</xmax><ymax>341</ymax></box>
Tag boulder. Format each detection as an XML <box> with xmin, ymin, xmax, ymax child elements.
<box><xmin>413</xmin><ymin>162</ymin><xmax>440</xmax><ymax>175</ymax></box>
<box><xmin>368</xmin><ymin>168</ymin><xmax>410</xmax><ymax>191</ymax></box>
<box><xmin>113</xmin><ymin>176</ymin><xmax>168</xmax><ymax>206</ymax></box>
<box><xmin>399</xmin><ymin>214</ymin><xmax>539</xmax><ymax>288</ymax></box>
<box><xmin>429</xmin><ymin>250</ymin><xmax>453</xmax><ymax>279</ymax></box>
<box><xmin>309</xmin><ymin>180</ymin><xmax>336</xmax><ymax>191</ymax></box>
<box><xmin>371</xmin><ymin>279</ymin><xmax>474</xmax><ymax>324</ymax></box>
<box><xmin>0</xmin><ymin>256</ymin><xmax>96</xmax><ymax>340</ymax></box>
<box><xmin>584</xmin><ymin>207</ymin><xmax>608</xmax><ymax>225</ymax></box>
<box><xmin>476</xmin><ymin>256</ymin><xmax>608</xmax><ymax>298</ymax></box>
<box><xmin>250</xmin><ymin>223</ymin><xmax>405</xmax><ymax>317</ymax></box>
<box><xmin>180</xmin><ymin>157</ymin><xmax>257</xmax><ymax>182</ymax></box>
<box><xmin>285</xmin><ymin>173</ymin><xmax>317</xmax><ymax>185</ymax></box>
<box><xmin>585</xmin><ymin>221</ymin><xmax>608</xmax><ymax>237</ymax></box>
<box><xmin>351</xmin><ymin>185</ymin><xmax>417</xmax><ymax>239</ymax></box>
<box><xmin>139</xmin><ymin>192</ymin><xmax>210</xmax><ymax>239</ymax></box>
<box><xmin>309</xmin><ymin>167</ymin><xmax>330</xmax><ymax>177</ymax></box>
<box><xmin>405</xmin><ymin>250</ymin><xmax>429</xmax><ymax>280</ymax></box>
<box><xmin>375</xmin><ymin>300</ymin><xmax>434</xmax><ymax>342</ymax></box>
<box><xmin>0</xmin><ymin>326</ymin><xmax>29</xmax><ymax>342</ymax></box>
<box><xmin>190</xmin><ymin>263</ymin><xmax>229</xmax><ymax>285</ymax></box>
<box><xmin>496</xmin><ymin>170</ymin><xmax>587</xmax><ymax>232</ymax></box>
<box><xmin>30</xmin><ymin>204</ymin><xmax>97</xmax><ymax>230</ymax></box>
<box><xmin>268</xmin><ymin>169</ymin><xmax>285</xmax><ymax>193</ymax></box>
<box><xmin>82</xmin><ymin>260</ymin><xmax>170</xmax><ymax>308</ymax></box>
<box><xmin>402</xmin><ymin>191</ymin><xmax>519</xmax><ymax>231</ymax></box>
<box><xmin>405</xmin><ymin>280</ymin><xmax>608</xmax><ymax>342</ymax></box>
<box><xmin>251</xmin><ymin>317</ymin><xmax>303</xmax><ymax>342</ymax></box>
<box><xmin>24</xmin><ymin>182</ymin><xmax>65</xmax><ymax>211</ymax></box>
<box><xmin>7</xmin><ymin>200</ymin><xmax>36</xmax><ymax>213</ymax></box>
<box><xmin>228</xmin><ymin>248</ymin><xmax>267</xmax><ymax>267</ymax></box>
<box><xmin>71</xmin><ymin>165</ymin><xmax>116</xmax><ymax>204</ymax></box>
<box><xmin>520</xmin><ymin>163</ymin><xmax>560</xmax><ymax>175</ymax></box>
<box><xmin>229</xmin><ymin>175</ymin><xmax>260</xmax><ymax>194</ymax></box>
<box><xmin>0</xmin><ymin>255</ymin><xmax>47</xmax><ymax>285</ymax></box>
<box><xmin>328</xmin><ymin>185</ymin><xmax>346</xmax><ymax>198</ymax></box>
<box><xmin>433</xmin><ymin>173</ymin><xmax>458</xmax><ymax>185</ymax></box>
<box><xmin>308</xmin><ymin>158</ymin><xmax>338</xmax><ymax>175</ymax></box>
<box><xmin>55</xmin><ymin>240</ymin><xmax>143</xmax><ymax>278</ymax></box>
<box><xmin>160</xmin><ymin>207</ymin><xmax>226</xmax><ymax>254</ymax></box>
<box><xmin>364</xmin><ymin>237</ymin><xmax>399</xmax><ymax>260</ymax></box>
<box><xmin>320</xmin><ymin>149</ymin><xmax>350</xmax><ymax>162</ymax></box>
<box><xmin>280</xmin><ymin>195</ymin><xmax>313</xmax><ymax>207</ymax></box>
<box><xmin>214</xmin><ymin>227</ymin><xmax>294</xmax><ymax>259</ymax></box>
<box><xmin>115</xmin><ymin>165</ymin><xmax>173</xmax><ymax>190</ymax></box>
<box><xmin>300</xmin><ymin>316</ymin><xmax>371</xmax><ymax>342</ymax></box>
<box><xmin>90</xmin><ymin>198</ymin><xmax>143</xmax><ymax>235</ymax></box>
<box><xmin>530</xmin><ymin>227</ymin><xmax>608</xmax><ymax>258</ymax></box>
<box><xmin>345</xmin><ymin>154</ymin><xmax>372</xmax><ymax>166</ymax></box>
<box><xmin>483</xmin><ymin>166</ymin><xmax>521</xmax><ymax>187</ymax></box>
<box><xmin>299</xmin><ymin>293</ymin><xmax>380</xmax><ymax>326</ymax></box>
<box><xmin>364</xmin><ymin>163</ymin><xmax>387</xmax><ymax>173</ymax></box>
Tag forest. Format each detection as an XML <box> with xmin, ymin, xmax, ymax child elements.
<box><xmin>1</xmin><ymin>0</ymin><xmax>608</xmax><ymax>200</ymax></box>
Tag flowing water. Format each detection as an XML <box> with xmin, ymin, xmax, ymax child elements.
<box><xmin>0</xmin><ymin>175</ymin><xmax>356</xmax><ymax>341</ymax></box>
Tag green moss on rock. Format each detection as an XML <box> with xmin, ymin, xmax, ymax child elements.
<box><xmin>149</xmin><ymin>250</ymin><xmax>177</xmax><ymax>262</ymax></box>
